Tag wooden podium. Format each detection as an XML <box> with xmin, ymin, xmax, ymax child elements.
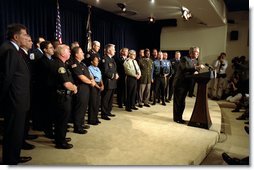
<box><xmin>188</xmin><ymin>71</ymin><xmax>215</xmax><ymax>129</ymax></box>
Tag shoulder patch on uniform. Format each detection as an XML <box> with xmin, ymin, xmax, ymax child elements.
<box><xmin>58</xmin><ymin>67</ymin><xmax>66</xmax><ymax>74</ymax></box>
<box><xmin>71</xmin><ymin>64</ymin><xmax>77</xmax><ymax>68</ymax></box>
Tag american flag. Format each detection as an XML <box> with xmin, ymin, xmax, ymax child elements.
<box><xmin>55</xmin><ymin>0</ymin><xmax>62</xmax><ymax>44</ymax></box>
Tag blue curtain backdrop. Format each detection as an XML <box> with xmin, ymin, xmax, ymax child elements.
<box><xmin>0</xmin><ymin>0</ymin><xmax>162</xmax><ymax>55</ymax></box>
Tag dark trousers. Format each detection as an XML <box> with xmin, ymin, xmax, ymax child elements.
<box><xmin>101</xmin><ymin>89</ymin><xmax>114</xmax><ymax>116</ymax></box>
<box><xmin>125</xmin><ymin>76</ymin><xmax>137</xmax><ymax>109</ymax></box>
<box><xmin>188</xmin><ymin>79</ymin><xmax>196</xmax><ymax>97</ymax></box>
<box><xmin>116</xmin><ymin>78</ymin><xmax>125</xmax><ymax>107</ymax></box>
<box><xmin>167</xmin><ymin>75</ymin><xmax>175</xmax><ymax>101</ymax></box>
<box><xmin>153</xmin><ymin>76</ymin><xmax>166</xmax><ymax>103</ymax></box>
<box><xmin>88</xmin><ymin>86</ymin><xmax>100</xmax><ymax>123</ymax></box>
<box><xmin>173</xmin><ymin>86</ymin><xmax>189</xmax><ymax>121</ymax></box>
<box><xmin>54</xmin><ymin>94</ymin><xmax>72</xmax><ymax>145</ymax></box>
<box><xmin>2</xmin><ymin>110</ymin><xmax>27</xmax><ymax>165</ymax></box>
<box><xmin>72</xmin><ymin>85</ymin><xmax>90</xmax><ymax>130</ymax></box>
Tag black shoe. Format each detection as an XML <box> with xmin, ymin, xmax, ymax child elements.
<box><xmin>108</xmin><ymin>113</ymin><xmax>115</xmax><ymax>117</ymax></box>
<box><xmin>83</xmin><ymin>124</ymin><xmax>90</xmax><ymax>129</ymax></box>
<box><xmin>222</xmin><ymin>153</ymin><xmax>241</xmax><ymax>165</ymax></box>
<box><xmin>118</xmin><ymin>105</ymin><xmax>123</xmax><ymax>108</ymax></box>
<box><xmin>152</xmin><ymin>102</ymin><xmax>156</xmax><ymax>105</ymax></box>
<box><xmin>18</xmin><ymin>156</ymin><xmax>32</xmax><ymax>163</ymax></box>
<box><xmin>162</xmin><ymin>102</ymin><xmax>166</xmax><ymax>106</ymax></box>
<box><xmin>101</xmin><ymin>115</ymin><xmax>111</xmax><ymax>120</ymax></box>
<box><xmin>232</xmin><ymin>109</ymin><xmax>240</xmax><ymax>112</ymax></box>
<box><xmin>88</xmin><ymin>122</ymin><xmax>98</xmax><ymax>125</ymax></box>
<box><xmin>244</xmin><ymin>126</ymin><xmax>249</xmax><ymax>134</ymax></box>
<box><xmin>165</xmin><ymin>99</ymin><xmax>170</xmax><ymax>103</ymax></box>
<box><xmin>244</xmin><ymin>121</ymin><xmax>249</xmax><ymax>125</ymax></box>
<box><xmin>55</xmin><ymin>142</ymin><xmax>73</xmax><ymax>149</ymax></box>
<box><xmin>175</xmin><ymin>120</ymin><xmax>186</xmax><ymax>124</ymax></box>
<box><xmin>22</xmin><ymin>141</ymin><xmax>35</xmax><ymax>150</ymax></box>
<box><xmin>74</xmin><ymin>129</ymin><xmax>87</xmax><ymax>134</ymax></box>
<box><xmin>138</xmin><ymin>104</ymin><xmax>143</xmax><ymax>108</ymax></box>
<box><xmin>144</xmin><ymin>104</ymin><xmax>150</xmax><ymax>107</ymax></box>
<box><xmin>26</xmin><ymin>134</ymin><xmax>38</xmax><ymax>140</ymax></box>
<box><xmin>125</xmin><ymin>108</ymin><xmax>132</xmax><ymax>112</ymax></box>
<box><xmin>131</xmin><ymin>107</ymin><xmax>138</xmax><ymax>110</ymax></box>
<box><xmin>157</xmin><ymin>100</ymin><xmax>160</xmax><ymax>103</ymax></box>
<box><xmin>96</xmin><ymin>120</ymin><xmax>101</xmax><ymax>124</ymax></box>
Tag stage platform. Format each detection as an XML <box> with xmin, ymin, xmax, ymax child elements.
<box><xmin>1</xmin><ymin>97</ymin><xmax>222</xmax><ymax>165</ymax></box>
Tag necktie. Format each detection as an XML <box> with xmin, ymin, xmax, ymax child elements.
<box><xmin>132</xmin><ymin>60</ymin><xmax>138</xmax><ymax>74</ymax></box>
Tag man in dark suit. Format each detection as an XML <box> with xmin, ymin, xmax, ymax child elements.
<box><xmin>33</xmin><ymin>36</ymin><xmax>45</xmax><ymax>60</ymax></box>
<box><xmin>100</xmin><ymin>44</ymin><xmax>119</xmax><ymax>120</ymax></box>
<box><xmin>173</xmin><ymin>47</ymin><xmax>205</xmax><ymax>124</ymax></box>
<box><xmin>0</xmin><ymin>24</ymin><xmax>32</xmax><ymax>164</ymax></box>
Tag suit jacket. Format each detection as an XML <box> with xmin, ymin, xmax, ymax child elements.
<box><xmin>101</xmin><ymin>55</ymin><xmax>118</xmax><ymax>89</ymax></box>
<box><xmin>0</xmin><ymin>41</ymin><xmax>30</xmax><ymax>113</ymax></box>
<box><xmin>173</xmin><ymin>56</ymin><xmax>197</xmax><ymax>88</ymax></box>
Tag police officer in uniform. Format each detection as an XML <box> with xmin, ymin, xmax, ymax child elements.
<box><xmin>51</xmin><ymin>44</ymin><xmax>77</xmax><ymax>149</ymax></box>
<box><xmin>83</xmin><ymin>40</ymin><xmax>100</xmax><ymax>67</ymax></box>
<box><xmin>100</xmin><ymin>44</ymin><xmax>119</xmax><ymax>120</ymax></box>
<box><xmin>70</xmin><ymin>46</ymin><xmax>96</xmax><ymax>134</ymax></box>
<box><xmin>152</xmin><ymin>51</ymin><xmax>171</xmax><ymax>106</ymax></box>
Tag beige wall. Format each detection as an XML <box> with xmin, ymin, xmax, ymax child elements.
<box><xmin>160</xmin><ymin>11</ymin><xmax>249</xmax><ymax>77</ymax></box>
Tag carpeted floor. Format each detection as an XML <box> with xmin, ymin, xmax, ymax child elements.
<box><xmin>0</xmin><ymin>97</ymin><xmax>249</xmax><ymax>166</ymax></box>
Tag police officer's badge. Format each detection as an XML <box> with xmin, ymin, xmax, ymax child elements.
<box><xmin>71</xmin><ymin>64</ymin><xmax>77</xmax><ymax>68</ymax></box>
<box><xmin>86</xmin><ymin>54</ymin><xmax>90</xmax><ymax>58</ymax></box>
<box><xmin>102</xmin><ymin>59</ymin><xmax>105</xmax><ymax>63</ymax></box>
<box><xmin>109</xmin><ymin>63</ymin><xmax>113</xmax><ymax>68</ymax></box>
<box><xmin>58</xmin><ymin>67</ymin><xmax>66</xmax><ymax>74</ymax></box>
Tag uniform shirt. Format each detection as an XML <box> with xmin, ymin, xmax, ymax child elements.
<box><xmin>88</xmin><ymin>65</ymin><xmax>102</xmax><ymax>83</ymax></box>
<box><xmin>52</xmin><ymin>57</ymin><xmax>74</xmax><ymax>90</ymax></box>
<box><xmin>71</xmin><ymin>59</ymin><xmax>91</xmax><ymax>85</ymax></box>
<box><xmin>152</xmin><ymin>59</ymin><xmax>171</xmax><ymax>79</ymax></box>
<box><xmin>100</xmin><ymin>55</ymin><xmax>118</xmax><ymax>89</ymax></box>
<box><xmin>138</xmin><ymin>57</ymin><xmax>153</xmax><ymax>84</ymax></box>
<box><xmin>123</xmin><ymin>58</ymin><xmax>141</xmax><ymax>78</ymax></box>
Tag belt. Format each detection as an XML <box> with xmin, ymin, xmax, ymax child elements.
<box><xmin>56</xmin><ymin>89</ymin><xmax>73</xmax><ymax>95</ymax></box>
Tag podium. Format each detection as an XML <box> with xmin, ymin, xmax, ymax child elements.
<box><xmin>188</xmin><ymin>71</ymin><xmax>215</xmax><ymax>129</ymax></box>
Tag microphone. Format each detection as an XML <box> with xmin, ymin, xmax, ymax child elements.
<box><xmin>205</xmin><ymin>63</ymin><xmax>214</xmax><ymax>70</ymax></box>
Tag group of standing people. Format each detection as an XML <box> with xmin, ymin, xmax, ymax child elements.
<box><xmin>0</xmin><ymin>23</ymin><xmax>213</xmax><ymax>165</ymax></box>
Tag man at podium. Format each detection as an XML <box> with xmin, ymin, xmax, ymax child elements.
<box><xmin>173</xmin><ymin>47</ymin><xmax>205</xmax><ymax>124</ymax></box>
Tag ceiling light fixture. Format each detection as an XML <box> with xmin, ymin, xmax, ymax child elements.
<box><xmin>117</xmin><ymin>3</ymin><xmax>126</xmax><ymax>12</ymax></box>
<box><xmin>181</xmin><ymin>6</ymin><xmax>192</xmax><ymax>21</ymax></box>
<box><xmin>148</xmin><ymin>17</ymin><xmax>155</xmax><ymax>23</ymax></box>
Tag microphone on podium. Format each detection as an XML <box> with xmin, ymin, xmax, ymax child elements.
<box><xmin>205</xmin><ymin>63</ymin><xmax>214</xmax><ymax>70</ymax></box>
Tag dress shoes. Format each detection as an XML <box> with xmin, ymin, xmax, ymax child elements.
<box><xmin>74</xmin><ymin>129</ymin><xmax>87</xmax><ymax>134</ymax></box>
<box><xmin>65</xmin><ymin>137</ymin><xmax>72</xmax><ymax>142</ymax></box>
<box><xmin>118</xmin><ymin>105</ymin><xmax>123</xmax><ymax>108</ymax></box>
<box><xmin>131</xmin><ymin>107</ymin><xmax>138</xmax><ymax>110</ymax></box>
<box><xmin>55</xmin><ymin>142</ymin><xmax>73</xmax><ymax>149</ymax></box>
<box><xmin>96</xmin><ymin>120</ymin><xmax>101</xmax><ymax>124</ymax></box>
<box><xmin>18</xmin><ymin>156</ymin><xmax>32</xmax><ymax>163</ymax></box>
<box><xmin>88</xmin><ymin>122</ymin><xmax>98</xmax><ymax>125</ymax></box>
<box><xmin>151</xmin><ymin>102</ymin><xmax>156</xmax><ymax>105</ymax></box>
<box><xmin>101</xmin><ymin>115</ymin><xmax>111</xmax><ymax>120</ymax></box>
<box><xmin>83</xmin><ymin>124</ymin><xmax>90</xmax><ymax>129</ymax></box>
<box><xmin>231</xmin><ymin>109</ymin><xmax>240</xmax><ymax>112</ymax></box>
<box><xmin>125</xmin><ymin>108</ymin><xmax>132</xmax><ymax>112</ymax></box>
<box><xmin>175</xmin><ymin>120</ymin><xmax>186</xmax><ymax>124</ymax></box>
<box><xmin>108</xmin><ymin>113</ymin><xmax>115</xmax><ymax>117</ymax></box>
<box><xmin>26</xmin><ymin>134</ymin><xmax>38</xmax><ymax>140</ymax></box>
<box><xmin>244</xmin><ymin>121</ymin><xmax>249</xmax><ymax>125</ymax></box>
<box><xmin>138</xmin><ymin>104</ymin><xmax>143</xmax><ymax>108</ymax></box>
<box><xmin>22</xmin><ymin>141</ymin><xmax>35</xmax><ymax>150</ymax></box>
<box><xmin>144</xmin><ymin>104</ymin><xmax>150</xmax><ymax>107</ymax></box>
<box><xmin>162</xmin><ymin>102</ymin><xmax>166</xmax><ymax>106</ymax></box>
<box><xmin>222</xmin><ymin>153</ymin><xmax>241</xmax><ymax>165</ymax></box>
<box><xmin>165</xmin><ymin>99</ymin><xmax>170</xmax><ymax>103</ymax></box>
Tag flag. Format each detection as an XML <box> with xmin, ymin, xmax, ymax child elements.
<box><xmin>55</xmin><ymin>0</ymin><xmax>62</xmax><ymax>44</ymax></box>
<box><xmin>86</xmin><ymin>5</ymin><xmax>92</xmax><ymax>51</ymax></box>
